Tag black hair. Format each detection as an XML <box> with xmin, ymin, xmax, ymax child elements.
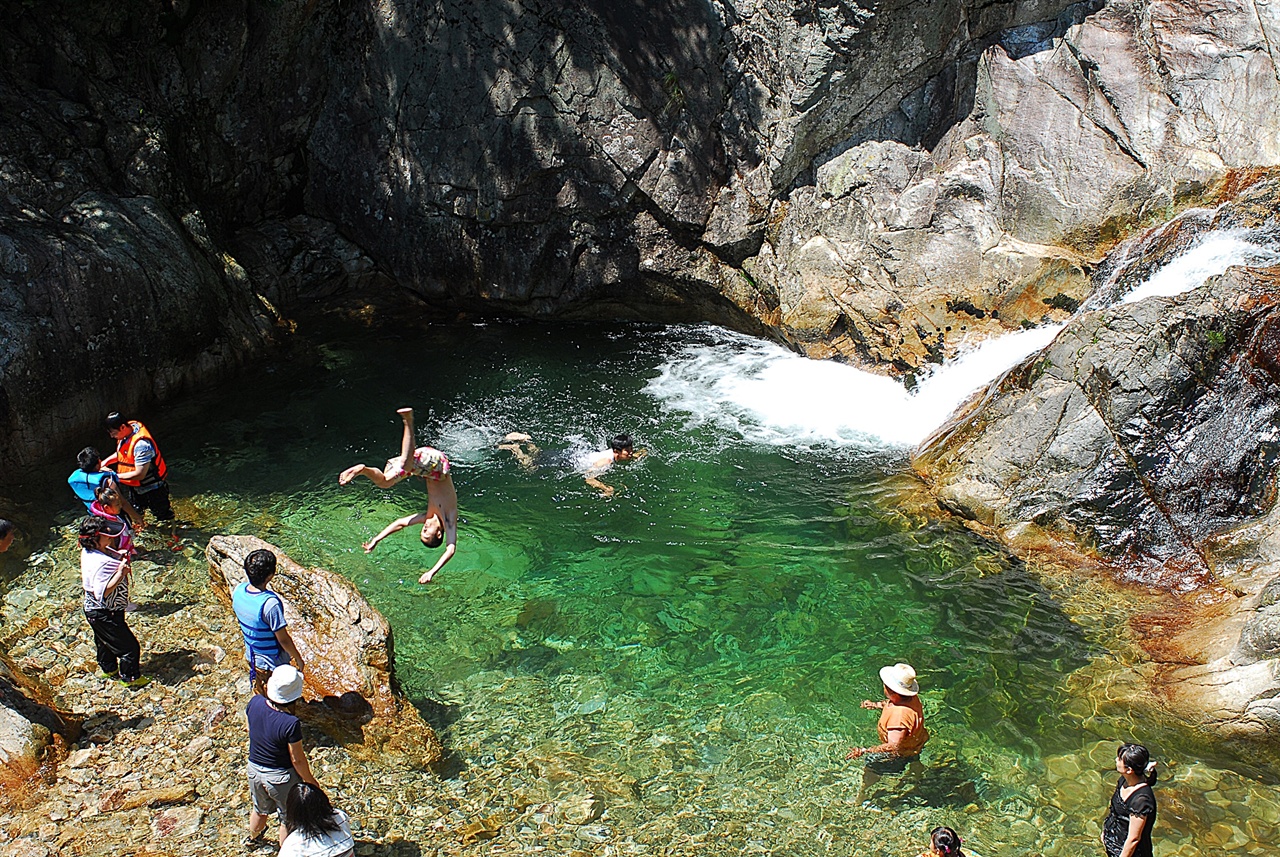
<box><xmin>105</xmin><ymin>412</ymin><xmax>128</xmax><ymax>431</ymax></box>
<box><xmin>284</xmin><ymin>782</ymin><xmax>343</xmax><ymax>840</ymax></box>
<box><xmin>610</xmin><ymin>433</ymin><xmax>633</xmax><ymax>453</ymax></box>
<box><xmin>0</xmin><ymin>519</ymin><xmax>13</xmax><ymax>540</ymax></box>
<box><xmin>95</xmin><ymin>482</ymin><xmax>121</xmax><ymax>504</ymax></box>
<box><xmin>77</xmin><ymin>516</ymin><xmax>108</xmax><ymax>551</ymax></box>
<box><xmin>1118</xmin><ymin>743</ymin><xmax>1158</xmax><ymax>786</ymax></box>
<box><xmin>930</xmin><ymin>826</ymin><xmax>963</xmax><ymax>857</ymax></box>
<box><xmin>244</xmin><ymin>548</ymin><xmax>277</xmax><ymax>587</ymax></box>
<box><xmin>78</xmin><ymin>447</ymin><xmax>102</xmax><ymax>471</ymax></box>
<box><xmin>420</xmin><ymin>528</ymin><xmax>444</xmax><ymax>548</ymax></box>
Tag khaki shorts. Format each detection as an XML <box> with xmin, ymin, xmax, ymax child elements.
<box><xmin>247</xmin><ymin>761</ymin><xmax>301</xmax><ymax>817</ymax></box>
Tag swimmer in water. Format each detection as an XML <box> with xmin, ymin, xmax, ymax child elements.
<box><xmin>498</xmin><ymin>431</ymin><xmax>643</xmax><ymax>497</ymax></box>
<box><xmin>340</xmin><ymin>408</ymin><xmax>458</xmax><ymax>583</ymax></box>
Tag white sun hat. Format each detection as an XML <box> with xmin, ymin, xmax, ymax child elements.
<box><xmin>879</xmin><ymin>663</ymin><xmax>920</xmax><ymax>696</ymax></box>
<box><xmin>267</xmin><ymin>664</ymin><xmax>304</xmax><ymax>704</ymax></box>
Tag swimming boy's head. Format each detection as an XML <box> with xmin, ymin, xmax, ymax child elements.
<box><xmin>610</xmin><ymin>433</ymin><xmax>634</xmax><ymax>461</ymax></box>
<box><xmin>420</xmin><ymin>514</ymin><xmax>444</xmax><ymax>548</ymax></box>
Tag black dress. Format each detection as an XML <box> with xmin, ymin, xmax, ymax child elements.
<box><xmin>1102</xmin><ymin>777</ymin><xmax>1156</xmax><ymax>857</ymax></box>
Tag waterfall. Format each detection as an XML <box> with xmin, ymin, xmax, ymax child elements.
<box><xmin>648</xmin><ymin>213</ymin><xmax>1280</xmax><ymax>450</ymax></box>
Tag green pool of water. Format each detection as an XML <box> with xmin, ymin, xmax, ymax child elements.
<box><xmin>27</xmin><ymin>321</ymin><xmax>1279</xmax><ymax>855</ymax></box>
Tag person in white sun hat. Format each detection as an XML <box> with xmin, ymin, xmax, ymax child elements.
<box><xmin>846</xmin><ymin>662</ymin><xmax>930</xmax><ymax>764</ymax></box>
<box><xmin>244</xmin><ymin>665</ymin><xmax>319</xmax><ymax>850</ymax></box>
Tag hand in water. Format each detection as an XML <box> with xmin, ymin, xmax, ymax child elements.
<box><xmin>363</xmin><ymin>540</ymin><xmax>378</xmax><ymax>554</ymax></box>
<box><xmin>339</xmin><ymin>465</ymin><xmax>364</xmax><ymax>485</ymax></box>
<box><xmin>418</xmin><ymin>570</ymin><xmax>436</xmax><ymax>585</ymax></box>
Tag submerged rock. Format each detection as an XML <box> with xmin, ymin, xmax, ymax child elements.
<box><xmin>207</xmin><ymin>535</ymin><xmax>443</xmax><ymax>764</ymax></box>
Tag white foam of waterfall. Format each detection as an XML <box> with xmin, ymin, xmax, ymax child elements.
<box><xmin>1118</xmin><ymin>230</ymin><xmax>1280</xmax><ymax>305</ymax></box>
<box><xmin>646</xmin><ymin>324</ymin><xmax>1062</xmax><ymax>449</ymax></box>
<box><xmin>649</xmin><ymin>220</ymin><xmax>1279</xmax><ymax>451</ymax></box>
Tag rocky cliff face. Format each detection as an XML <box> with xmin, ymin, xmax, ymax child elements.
<box><xmin>913</xmin><ymin>176</ymin><xmax>1280</xmax><ymax>732</ymax></box>
<box><xmin>3</xmin><ymin>0</ymin><xmax>1280</xmax><ymax>468</ymax></box>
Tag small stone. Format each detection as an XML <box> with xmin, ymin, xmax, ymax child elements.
<box><xmin>183</xmin><ymin>736</ymin><xmax>213</xmax><ymax>758</ymax></box>
<box><xmin>150</xmin><ymin>805</ymin><xmax>202</xmax><ymax>839</ymax></box>
<box><xmin>65</xmin><ymin>748</ymin><xmax>94</xmax><ymax>768</ymax></box>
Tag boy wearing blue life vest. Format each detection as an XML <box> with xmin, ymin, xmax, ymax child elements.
<box><xmin>232</xmin><ymin>549</ymin><xmax>305</xmax><ymax>695</ymax></box>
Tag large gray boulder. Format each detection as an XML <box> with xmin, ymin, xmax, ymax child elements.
<box><xmin>753</xmin><ymin>0</ymin><xmax>1280</xmax><ymax>367</ymax></box>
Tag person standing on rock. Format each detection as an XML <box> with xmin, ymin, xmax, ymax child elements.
<box><xmin>245</xmin><ymin>665</ymin><xmax>319</xmax><ymax>850</ymax></box>
<box><xmin>233</xmin><ymin>548</ymin><xmax>305</xmax><ymax>695</ymax></box>
<box><xmin>340</xmin><ymin>407</ymin><xmax>458</xmax><ymax>583</ymax></box>
<box><xmin>101</xmin><ymin>412</ymin><xmax>174</xmax><ymax>522</ymax></box>
<box><xmin>78</xmin><ymin>516</ymin><xmax>149</xmax><ymax>687</ymax></box>
<box><xmin>846</xmin><ymin>662</ymin><xmax>930</xmax><ymax>763</ymax></box>
<box><xmin>1101</xmin><ymin>742</ymin><xmax>1158</xmax><ymax>857</ymax></box>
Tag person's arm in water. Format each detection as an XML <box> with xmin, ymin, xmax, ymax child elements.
<box><xmin>418</xmin><ymin>518</ymin><xmax>458</xmax><ymax>584</ymax></box>
<box><xmin>274</xmin><ymin>627</ymin><xmax>305</xmax><ymax>675</ymax></box>
<box><xmin>364</xmin><ymin>511</ymin><xmax>428</xmax><ymax>553</ymax></box>
<box><xmin>584</xmin><ymin>475</ymin><xmax>615</xmax><ymax>497</ymax></box>
<box><xmin>287</xmin><ymin>739</ymin><xmax>319</xmax><ymax>787</ymax></box>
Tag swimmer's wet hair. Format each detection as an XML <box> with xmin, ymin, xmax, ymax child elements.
<box><xmin>421</xmin><ymin>529</ymin><xmax>444</xmax><ymax>548</ymax></box>
<box><xmin>610</xmin><ymin>433</ymin><xmax>633</xmax><ymax>453</ymax></box>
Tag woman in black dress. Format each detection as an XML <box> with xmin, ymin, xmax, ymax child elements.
<box><xmin>1101</xmin><ymin>742</ymin><xmax>1157</xmax><ymax>857</ymax></box>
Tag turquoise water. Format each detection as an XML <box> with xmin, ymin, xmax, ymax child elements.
<box><xmin>21</xmin><ymin>321</ymin><xmax>1277</xmax><ymax>854</ymax></box>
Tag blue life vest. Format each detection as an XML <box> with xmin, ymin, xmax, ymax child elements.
<box><xmin>231</xmin><ymin>582</ymin><xmax>285</xmax><ymax>667</ymax></box>
<box><xmin>68</xmin><ymin>470</ymin><xmax>110</xmax><ymax>512</ymax></box>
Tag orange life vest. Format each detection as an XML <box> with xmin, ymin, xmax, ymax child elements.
<box><xmin>116</xmin><ymin>421</ymin><xmax>168</xmax><ymax>488</ymax></box>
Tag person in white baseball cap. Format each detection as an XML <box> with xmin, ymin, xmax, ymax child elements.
<box><xmin>846</xmin><ymin>662</ymin><xmax>929</xmax><ymax>762</ymax></box>
<box><xmin>245</xmin><ymin>665</ymin><xmax>318</xmax><ymax>850</ymax></box>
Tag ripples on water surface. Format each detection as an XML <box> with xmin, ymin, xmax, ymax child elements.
<box><xmin>88</xmin><ymin>323</ymin><xmax>1280</xmax><ymax>854</ymax></box>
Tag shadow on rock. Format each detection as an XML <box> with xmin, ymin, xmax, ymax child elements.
<box><xmin>144</xmin><ymin>648</ymin><xmax>198</xmax><ymax>686</ymax></box>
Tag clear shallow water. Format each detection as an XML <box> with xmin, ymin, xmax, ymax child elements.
<box><xmin>27</xmin><ymin>321</ymin><xmax>1279</xmax><ymax>855</ymax></box>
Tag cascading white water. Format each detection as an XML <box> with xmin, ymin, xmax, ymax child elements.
<box><xmin>646</xmin><ymin>324</ymin><xmax>1063</xmax><ymax>448</ymax></box>
<box><xmin>648</xmin><ymin>223</ymin><xmax>1280</xmax><ymax>450</ymax></box>
<box><xmin>1119</xmin><ymin>230</ymin><xmax>1280</xmax><ymax>304</ymax></box>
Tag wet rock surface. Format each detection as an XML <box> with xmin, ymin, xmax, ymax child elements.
<box><xmin>915</xmin><ymin>179</ymin><xmax>1280</xmax><ymax>589</ymax></box>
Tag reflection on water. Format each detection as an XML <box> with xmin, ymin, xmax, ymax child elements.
<box><xmin>41</xmin><ymin>322</ymin><xmax>1277</xmax><ymax>854</ymax></box>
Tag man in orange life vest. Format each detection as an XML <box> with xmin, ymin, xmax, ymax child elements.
<box><xmin>101</xmin><ymin>412</ymin><xmax>174</xmax><ymax>521</ymax></box>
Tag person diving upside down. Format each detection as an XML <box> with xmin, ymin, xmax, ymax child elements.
<box><xmin>340</xmin><ymin>408</ymin><xmax>458</xmax><ymax>583</ymax></box>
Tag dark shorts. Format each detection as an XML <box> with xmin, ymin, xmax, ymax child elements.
<box><xmin>864</xmin><ymin>753</ymin><xmax>918</xmax><ymax>775</ymax></box>
<box><xmin>124</xmin><ymin>482</ymin><xmax>174</xmax><ymax>521</ymax></box>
